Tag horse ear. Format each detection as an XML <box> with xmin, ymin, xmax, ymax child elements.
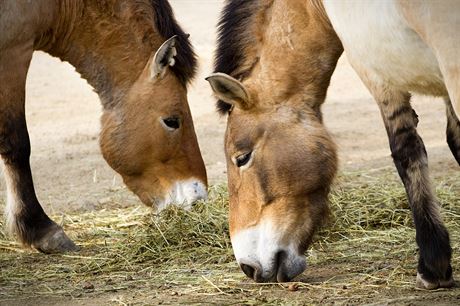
<box><xmin>205</xmin><ymin>73</ymin><xmax>251</xmax><ymax>110</ymax></box>
<box><xmin>150</xmin><ymin>35</ymin><xmax>178</xmax><ymax>80</ymax></box>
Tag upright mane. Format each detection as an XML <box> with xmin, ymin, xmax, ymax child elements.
<box><xmin>214</xmin><ymin>0</ymin><xmax>261</xmax><ymax>114</ymax></box>
<box><xmin>151</xmin><ymin>0</ymin><xmax>197</xmax><ymax>86</ymax></box>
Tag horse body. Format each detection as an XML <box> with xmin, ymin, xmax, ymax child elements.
<box><xmin>324</xmin><ymin>0</ymin><xmax>460</xmax><ymax>289</ymax></box>
<box><xmin>208</xmin><ymin>0</ymin><xmax>460</xmax><ymax>288</ymax></box>
<box><xmin>324</xmin><ymin>0</ymin><xmax>448</xmax><ymax>97</ymax></box>
<box><xmin>0</xmin><ymin>0</ymin><xmax>207</xmax><ymax>253</ymax></box>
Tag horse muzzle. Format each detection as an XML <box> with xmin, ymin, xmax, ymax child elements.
<box><xmin>231</xmin><ymin>222</ymin><xmax>307</xmax><ymax>282</ymax></box>
<box><xmin>158</xmin><ymin>178</ymin><xmax>208</xmax><ymax>210</ymax></box>
<box><xmin>239</xmin><ymin>250</ymin><xmax>306</xmax><ymax>282</ymax></box>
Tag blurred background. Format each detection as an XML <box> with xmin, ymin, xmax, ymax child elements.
<box><xmin>1</xmin><ymin>0</ymin><xmax>454</xmax><ymax>214</ymax></box>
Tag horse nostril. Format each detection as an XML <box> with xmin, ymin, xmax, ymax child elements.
<box><xmin>274</xmin><ymin>250</ymin><xmax>289</xmax><ymax>282</ymax></box>
<box><xmin>240</xmin><ymin>263</ymin><xmax>256</xmax><ymax>280</ymax></box>
<box><xmin>274</xmin><ymin>250</ymin><xmax>286</xmax><ymax>269</ymax></box>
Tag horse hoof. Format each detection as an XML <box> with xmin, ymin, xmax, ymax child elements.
<box><xmin>32</xmin><ymin>226</ymin><xmax>79</xmax><ymax>254</ymax></box>
<box><xmin>416</xmin><ymin>272</ymin><xmax>454</xmax><ymax>290</ymax></box>
<box><xmin>439</xmin><ymin>277</ymin><xmax>455</xmax><ymax>288</ymax></box>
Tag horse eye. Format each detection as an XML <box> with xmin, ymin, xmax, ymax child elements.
<box><xmin>162</xmin><ymin>117</ymin><xmax>180</xmax><ymax>130</ymax></box>
<box><xmin>236</xmin><ymin>151</ymin><xmax>252</xmax><ymax>168</ymax></box>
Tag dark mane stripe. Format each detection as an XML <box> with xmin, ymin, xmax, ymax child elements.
<box><xmin>214</xmin><ymin>0</ymin><xmax>258</xmax><ymax>114</ymax></box>
<box><xmin>151</xmin><ymin>0</ymin><xmax>197</xmax><ymax>86</ymax></box>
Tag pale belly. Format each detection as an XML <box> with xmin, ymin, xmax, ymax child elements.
<box><xmin>323</xmin><ymin>0</ymin><xmax>448</xmax><ymax>96</ymax></box>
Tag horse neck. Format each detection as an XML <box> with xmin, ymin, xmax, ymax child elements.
<box><xmin>36</xmin><ymin>0</ymin><xmax>162</xmax><ymax>109</ymax></box>
<box><xmin>251</xmin><ymin>0</ymin><xmax>343</xmax><ymax>112</ymax></box>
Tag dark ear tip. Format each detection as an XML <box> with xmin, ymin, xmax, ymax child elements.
<box><xmin>168</xmin><ymin>35</ymin><xmax>178</xmax><ymax>44</ymax></box>
<box><xmin>205</xmin><ymin>73</ymin><xmax>221</xmax><ymax>81</ymax></box>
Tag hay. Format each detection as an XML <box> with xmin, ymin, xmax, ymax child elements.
<box><xmin>0</xmin><ymin>170</ymin><xmax>459</xmax><ymax>305</ymax></box>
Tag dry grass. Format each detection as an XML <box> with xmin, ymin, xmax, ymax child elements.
<box><xmin>1</xmin><ymin>169</ymin><xmax>459</xmax><ymax>305</ymax></box>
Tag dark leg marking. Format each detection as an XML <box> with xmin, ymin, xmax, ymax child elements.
<box><xmin>445</xmin><ymin>98</ymin><xmax>460</xmax><ymax>165</ymax></box>
<box><xmin>387</xmin><ymin>104</ymin><xmax>413</xmax><ymax>121</ymax></box>
<box><xmin>1</xmin><ymin>111</ymin><xmax>78</xmax><ymax>253</ymax></box>
<box><xmin>379</xmin><ymin>94</ymin><xmax>453</xmax><ymax>289</ymax></box>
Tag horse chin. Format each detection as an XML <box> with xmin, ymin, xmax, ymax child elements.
<box><xmin>155</xmin><ymin>178</ymin><xmax>208</xmax><ymax>211</ymax></box>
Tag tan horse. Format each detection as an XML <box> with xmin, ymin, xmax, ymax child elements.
<box><xmin>0</xmin><ymin>0</ymin><xmax>207</xmax><ymax>253</ymax></box>
<box><xmin>207</xmin><ymin>0</ymin><xmax>459</xmax><ymax>289</ymax></box>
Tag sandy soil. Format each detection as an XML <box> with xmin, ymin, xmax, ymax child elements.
<box><xmin>0</xmin><ymin>0</ymin><xmax>459</xmax><ymax>304</ymax></box>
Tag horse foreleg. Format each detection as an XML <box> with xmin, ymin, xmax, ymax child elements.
<box><xmin>0</xmin><ymin>44</ymin><xmax>77</xmax><ymax>253</ymax></box>
<box><xmin>445</xmin><ymin>98</ymin><xmax>460</xmax><ymax>165</ymax></box>
<box><xmin>370</xmin><ymin>88</ymin><xmax>453</xmax><ymax>289</ymax></box>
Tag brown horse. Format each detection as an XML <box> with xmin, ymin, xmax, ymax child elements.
<box><xmin>207</xmin><ymin>0</ymin><xmax>460</xmax><ymax>289</ymax></box>
<box><xmin>0</xmin><ymin>0</ymin><xmax>207</xmax><ymax>253</ymax></box>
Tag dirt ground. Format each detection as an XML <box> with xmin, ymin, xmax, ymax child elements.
<box><xmin>1</xmin><ymin>0</ymin><xmax>459</xmax><ymax>305</ymax></box>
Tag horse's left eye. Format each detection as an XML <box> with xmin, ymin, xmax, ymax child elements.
<box><xmin>162</xmin><ymin>117</ymin><xmax>180</xmax><ymax>130</ymax></box>
<box><xmin>236</xmin><ymin>151</ymin><xmax>252</xmax><ymax>168</ymax></box>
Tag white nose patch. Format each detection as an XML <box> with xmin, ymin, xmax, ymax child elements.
<box><xmin>231</xmin><ymin>221</ymin><xmax>306</xmax><ymax>280</ymax></box>
<box><xmin>157</xmin><ymin>178</ymin><xmax>207</xmax><ymax>211</ymax></box>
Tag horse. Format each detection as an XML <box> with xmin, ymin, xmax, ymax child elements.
<box><xmin>206</xmin><ymin>0</ymin><xmax>460</xmax><ymax>289</ymax></box>
<box><xmin>0</xmin><ymin>0</ymin><xmax>208</xmax><ymax>254</ymax></box>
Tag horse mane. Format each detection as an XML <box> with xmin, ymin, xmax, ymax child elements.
<box><xmin>214</xmin><ymin>0</ymin><xmax>261</xmax><ymax>114</ymax></box>
<box><xmin>151</xmin><ymin>0</ymin><xmax>197</xmax><ymax>86</ymax></box>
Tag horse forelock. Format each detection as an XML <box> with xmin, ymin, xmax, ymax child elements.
<box><xmin>150</xmin><ymin>0</ymin><xmax>197</xmax><ymax>87</ymax></box>
<box><xmin>213</xmin><ymin>0</ymin><xmax>340</xmax><ymax>116</ymax></box>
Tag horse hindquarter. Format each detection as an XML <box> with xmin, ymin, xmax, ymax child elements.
<box><xmin>397</xmin><ymin>0</ymin><xmax>460</xmax><ymax>118</ymax></box>
<box><xmin>323</xmin><ymin>0</ymin><xmax>447</xmax><ymax>96</ymax></box>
